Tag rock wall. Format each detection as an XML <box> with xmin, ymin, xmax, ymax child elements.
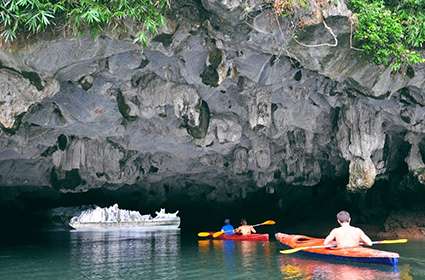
<box><xmin>380</xmin><ymin>211</ymin><xmax>425</xmax><ymax>239</ymax></box>
<box><xmin>0</xmin><ymin>0</ymin><xmax>424</xmax><ymax>209</ymax></box>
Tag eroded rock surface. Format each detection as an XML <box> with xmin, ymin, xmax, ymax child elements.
<box><xmin>380</xmin><ymin>211</ymin><xmax>425</xmax><ymax>239</ymax></box>
<box><xmin>0</xmin><ymin>69</ymin><xmax>58</xmax><ymax>129</ymax></box>
<box><xmin>0</xmin><ymin>0</ymin><xmax>424</xmax><ymax>207</ymax></box>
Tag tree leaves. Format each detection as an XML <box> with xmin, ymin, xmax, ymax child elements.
<box><xmin>350</xmin><ymin>0</ymin><xmax>425</xmax><ymax>71</ymax></box>
<box><xmin>0</xmin><ymin>0</ymin><xmax>169</xmax><ymax>46</ymax></box>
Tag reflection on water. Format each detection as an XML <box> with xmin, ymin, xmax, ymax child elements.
<box><xmin>279</xmin><ymin>255</ymin><xmax>413</xmax><ymax>280</ymax></box>
<box><xmin>70</xmin><ymin>231</ymin><xmax>180</xmax><ymax>279</ymax></box>
<box><xmin>0</xmin><ymin>230</ymin><xmax>181</xmax><ymax>280</ymax></box>
<box><xmin>0</xmin><ymin>232</ymin><xmax>423</xmax><ymax>280</ymax></box>
<box><xmin>197</xmin><ymin>239</ymin><xmax>276</xmax><ymax>278</ymax></box>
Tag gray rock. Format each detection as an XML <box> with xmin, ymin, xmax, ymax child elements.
<box><xmin>0</xmin><ymin>158</ymin><xmax>52</xmax><ymax>187</ymax></box>
<box><xmin>347</xmin><ymin>157</ymin><xmax>377</xmax><ymax>191</ymax></box>
<box><xmin>0</xmin><ymin>69</ymin><xmax>58</xmax><ymax>128</ymax></box>
<box><xmin>247</xmin><ymin>87</ymin><xmax>272</xmax><ymax>129</ymax></box>
<box><xmin>0</xmin><ymin>0</ymin><xmax>425</xmax><ymax>208</ymax></box>
<box><xmin>23</xmin><ymin>36</ymin><xmax>137</xmax><ymax>77</ymax></box>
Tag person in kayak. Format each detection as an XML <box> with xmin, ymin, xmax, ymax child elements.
<box><xmin>221</xmin><ymin>218</ymin><xmax>235</xmax><ymax>235</ymax></box>
<box><xmin>324</xmin><ymin>210</ymin><xmax>373</xmax><ymax>248</ymax></box>
<box><xmin>235</xmin><ymin>219</ymin><xmax>256</xmax><ymax>235</ymax></box>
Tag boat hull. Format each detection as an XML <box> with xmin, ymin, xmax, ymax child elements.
<box><xmin>210</xmin><ymin>233</ymin><xmax>269</xmax><ymax>241</ymax></box>
<box><xmin>70</xmin><ymin>222</ymin><xmax>180</xmax><ymax>231</ymax></box>
<box><xmin>275</xmin><ymin>233</ymin><xmax>399</xmax><ymax>266</ymax></box>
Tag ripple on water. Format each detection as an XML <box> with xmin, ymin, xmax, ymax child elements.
<box><xmin>0</xmin><ymin>231</ymin><xmax>423</xmax><ymax>280</ymax></box>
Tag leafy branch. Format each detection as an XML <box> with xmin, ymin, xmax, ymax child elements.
<box><xmin>271</xmin><ymin>0</ymin><xmax>424</xmax><ymax>71</ymax></box>
<box><xmin>349</xmin><ymin>0</ymin><xmax>425</xmax><ymax>71</ymax></box>
<box><xmin>0</xmin><ymin>0</ymin><xmax>170</xmax><ymax>46</ymax></box>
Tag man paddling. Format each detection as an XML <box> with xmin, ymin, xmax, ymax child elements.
<box><xmin>221</xmin><ymin>218</ymin><xmax>235</xmax><ymax>235</ymax></box>
<box><xmin>235</xmin><ymin>219</ymin><xmax>256</xmax><ymax>235</ymax></box>
<box><xmin>324</xmin><ymin>210</ymin><xmax>373</xmax><ymax>248</ymax></box>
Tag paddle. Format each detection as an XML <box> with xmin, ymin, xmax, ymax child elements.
<box><xmin>279</xmin><ymin>238</ymin><xmax>408</xmax><ymax>254</ymax></box>
<box><xmin>211</xmin><ymin>220</ymin><xmax>276</xmax><ymax>238</ymax></box>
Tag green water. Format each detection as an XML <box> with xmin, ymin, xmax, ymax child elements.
<box><xmin>0</xmin><ymin>231</ymin><xmax>423</xmax><ymax>279</ymax></box>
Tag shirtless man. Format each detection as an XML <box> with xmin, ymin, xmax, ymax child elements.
<box><xmin>235</xmin><ymin>219</ymin><xmax>256</xmax><ymax>235</ymax></box>
<box><xmin>324</xmin><ymin>211</ymin><xmax>373</xmax><ymax>248</ymax></box>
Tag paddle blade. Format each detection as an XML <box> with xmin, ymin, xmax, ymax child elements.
<box><xmin>212</xmin><ymin>231</ymin><xmax>224</xmax><ymax>238</ymax></box>
<box><xmin>280</xmin><ymin>244</ymin><xmax>333</xmax><ymax>254</ymax></box>
<box><xmin>374</xmin><ymin>239</ymin><xmax>408</xmax><ymax>245</ymax></box>
<box><xmin>280</xmin><ymin>247</ymin><xmax>305</xmax><ymax>254</ymax></box>
<box><xmin>198</xmin><ymin>232</ymin><xmax>211</xmax><ymax>237</ymax></box>
<box><xmin>261</xmin><ymin>220</ymin><xmax>276</xmax><ymax>225</ymax></box>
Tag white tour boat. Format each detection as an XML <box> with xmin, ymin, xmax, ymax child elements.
<box><xmin>69</xmin><ymin>204</ymin><xmax>180</xmax><ymax>231</ymax></box>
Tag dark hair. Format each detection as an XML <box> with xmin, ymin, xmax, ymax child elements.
<box><xmin>337</xmin><ymin>211</ymin><xmax>351</xmax><ymax>223</ymax></box>
<box><xmin>241</xmin><ymin>219</ymin><xmax>247</xmax><ymax>225</ymax></box>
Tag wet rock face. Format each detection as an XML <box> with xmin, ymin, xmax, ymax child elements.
<box><xmin>380</xmin><ymin>211</ymin><xmax>425</xmax><ymax>239</ymax></box>
<box><xmin>0</xmin><ymin>0</ymin><xmax>425</xmax><ymax>207</ymax></box>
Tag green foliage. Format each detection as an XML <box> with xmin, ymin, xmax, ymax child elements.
<box><xmin>0</xmin><ymin>0</ymin><xmax>169</xmax><ymax>46</ymax></box>
<box><xmin>349</xmin><ymin>0</ymin><xmax>425</xmax><ymax>71</ymax></box>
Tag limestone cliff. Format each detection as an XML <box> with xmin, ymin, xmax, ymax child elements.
<box><xmin>0</xmin><ymin>0</ymin><xmax>424</xmax><ymax>211</ymax></box>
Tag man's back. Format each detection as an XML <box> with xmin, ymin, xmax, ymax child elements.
<box><xmin>324</xmin><ymin>224</ymin><xmax>372</xmax><ymax>248</ymax></box>
<box><xmin>237</xmin><ymin>225</ymin><xmax>255</xmax><ymax>235</ymax></box>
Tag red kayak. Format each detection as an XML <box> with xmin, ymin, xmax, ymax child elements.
<box><xmin>209</xmin><ymin>232</ymin><xmax>269</xmax><ymax>241</ymax></box>
<box><xmin>275</xmin><ymin>233</ymin><xmax>399</xmax><ymax>266</ymax></box>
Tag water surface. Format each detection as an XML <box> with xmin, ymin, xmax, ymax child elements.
<box><xmin>0</xmin><ymin>231</ymin><xmax>423</xmax><ymax>279</ymax></box>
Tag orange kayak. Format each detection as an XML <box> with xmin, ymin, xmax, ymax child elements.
<box><xmin>275</xmin><ymin>233</ymin><xmax>399</xmax><ymax>266</ymax></box>
<box><xmin>209</xmin><ymin>232</ymin><xmax>269</xmax><ymax>241</ymax></box>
